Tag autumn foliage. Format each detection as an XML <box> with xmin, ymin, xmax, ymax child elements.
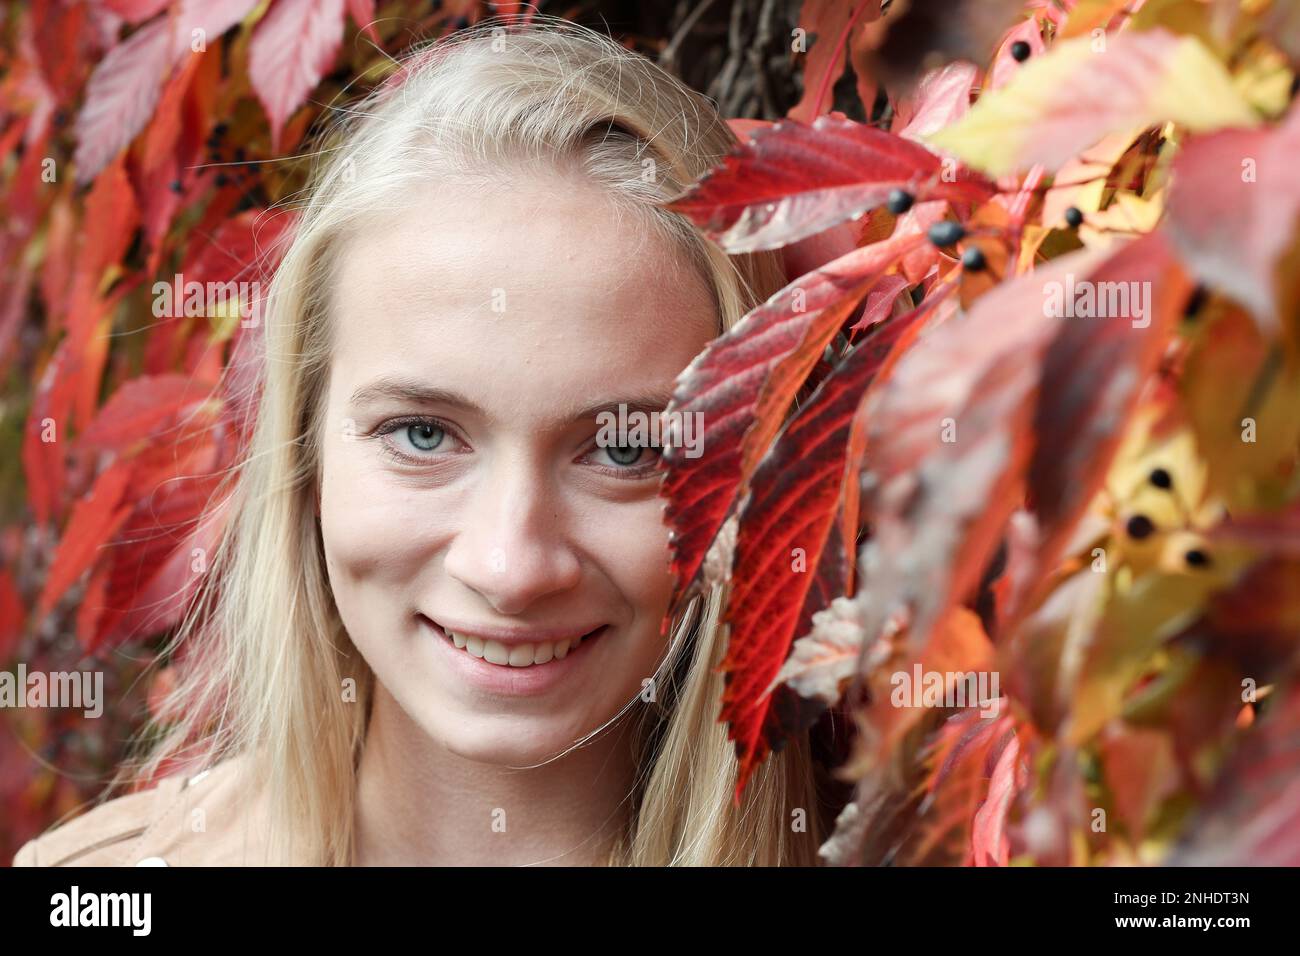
<box><xmin>661</xmin><ymin>0</ymin><xmax>1300</xmax><ymax>864</ymax></box>
<box><xmin>3</xmin><ymin>0</ymin><xmax>1300</xmax><ymax>867</ymax></box>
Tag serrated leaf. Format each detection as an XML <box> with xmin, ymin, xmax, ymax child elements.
<box><xmin>668</xmin><ymin>115</ymin><xmax>992</xmax><ymax>253</ymax></box>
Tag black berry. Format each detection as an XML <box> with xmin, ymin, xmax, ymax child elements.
<box><xmin>928</xmin><ymin>220</ymin><xmax>965</xmax><ymax>247</ymax></box>
<box><xmin>1148</xmin><ymin>467</ymin><xmax>1173</xmax><ymax>490</ymax></box>
<box><xmin>215</xmin><ymin>173</ymin><xmax>230</xmax><ymax>188</ymax></box>
<box><xmin>886</xmin><ymin>188</ymin><xmax>914</xmax><ymax>215</ymax></box>
<box><xmin>1184</xmin><ymin>284</ymin><xmax>1209</xmax><ymax>319</ymax></box>
<box><xmin>1125</xmin><ymin>514</ymin><xmax>1156</xmax><ymax>540</ymax></box>
<box><xmin>1064</xmin><ymin>206</ymin><xmax>1084</xmax><ymax>229</ymax></box>
<box><xmin>961</xmin><ymin>246</ymin><xmax>986</xmax><ymax>271</ymax></box>
<box><xmin>1010</xmin><ymin>40</ymin><xmax>1032</xmax><ymax>62</ymax></box>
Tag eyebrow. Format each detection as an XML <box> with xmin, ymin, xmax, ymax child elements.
<box><xmin>347</xmin><ymin>375</ymin><xmax>676</xmax><ymax>425</ymax></box>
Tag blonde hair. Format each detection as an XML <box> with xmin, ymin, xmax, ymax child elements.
<box><xmin>132</xmin><ymin>16</ymin><xmax>828</xmax><ymax>866</ymax></box>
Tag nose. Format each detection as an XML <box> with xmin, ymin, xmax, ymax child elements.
<box><xmin>442</xmin><ymin>450</ymin><xmax>583</xmax><ymax>615</ymax></box>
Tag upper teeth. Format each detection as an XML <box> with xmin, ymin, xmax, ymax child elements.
<box><xmin>445</xmin><ymin>629</ymin><xmax>588</xmax><ymax>667</ymax></box>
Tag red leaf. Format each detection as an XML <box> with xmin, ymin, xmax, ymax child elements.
<box><xmin>72</xmin><ymin>156</ymin><xmax>139</xmax><ymax>316</ymax></box>
<box><xmin>75</xmin><ymin>560</ymin><xmax>114</xmax><ymax>654</ymax></box>
<box><xmin>36</xmin><ymin>460</ymin><xmax>136</xmax><ymax>619</ymax></box>
<box><xmin>100</xmin><ymin>0</ymin><xmax>173</xmax><ymax>25</ymax></box>
<box><xmin>74</xmin><ymin>0</ymin><xmax>258</xmax><ymax>183</ymax></box>
<box><xmin>0</xmin><ymin>569</ymin><xmax>25</xmax><ymax>663</ymax></box>
<box><xmin>852</xmin><ymin>235</ymin><xmax>1180</xmax><ymax>660</ymax></box>
<box><xmin>986</xmin><ymin>16</ymin><xmax>1046</xmax><ymax>93</ymax></box>
<box><xmin>79</xmin><ymin>373</ymin><xmax>220</xmax><ymax>453</ymax></box>
<box><xmin>668</xmin><ymin>115</ymin><xmax>994</xmax><ymax>253</ymax></box>
<box><xmin>1021</xmin><ymin>232</ymin><xmax>1190</xmax><ymax>612</ymax></box>
<box><xmin>787</xmin><ymin>0</ymin><xmax>881</xmax><ymax>124</ymax></box>
<box><xmin>39</xmin><ymin>196</ymin><xmax>77</xmax><ymax>324</ymax></box>
<box><xmin>93</xmin><ymin>475</ymin><xmax>228</xmax><ymax>651</ymax></box>
<box><xmin>23</xmin><ymin>339</ymin><xmax>77</xmax><ymax>525</ymax></box>
<box><xmin>970</xmin><ymin>731</ymin><xmax>1025</xmax><ymax>866</ymax></box>
<box><xmin>84</xmin><ymin>424</ymin><xmax>228</xmax><ymax>651</ymax></box>
<box><xmin>136</xmin><ymin>51</ymin><xmax>203</xmax><ymax>259</ymax></box>
<box><xmin>1164</xmin><ymin>101</ymin><xmax>1300</xmax><ymax>339</ymax></box>
<box><xmin>1099</xmin><ymin>725</ymin><xmax>1179</xmax><ymax>844</ymax></box>
<box><xmin>661</xmin><ymin>231</ymin><xmax>925</xmax><ymax>612</ymax></box>
<box><xmin>893</xmin><ymin>62</ymin><xmax>977</xmax><ymax>143</ymax></box>
<box><xmin>345</xmin><ymin>0</ymin><xmax>380</xmax><ymax>43</ymax></box>
<box><xmin>74</xmin><ymin>16</ymin><xmax>172</xmax><ymax>185</ymax></box>
<box><xmin>722</xmin><ymin>299</ymin><xmax>932</xmax><ymax>799</ymax></box>
<box><xmin>249</xmin><ymin>0</ymin><xmax>346</xmax><ymax>151</ymax></box>
<box><xmin>1170</xmin><ymin>683</ymin><xmax>1300</xmax><ymax>865</ymax></box>
<box><xmin>31</xmin><ymin>1</ymin><xmax>92</xmax><ymax>106</ymax></box>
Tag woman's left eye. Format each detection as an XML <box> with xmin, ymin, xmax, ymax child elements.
<box><xmin>585</xmin><ymin>441</ymin><xmax>662</xmax><ymax>477</ymax></box>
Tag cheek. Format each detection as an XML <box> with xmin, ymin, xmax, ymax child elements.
<box><xmin>318</xmin><ymin>436</ymin><xmax>432</xmax><ymax>601</ymax></box>
<box><xmin>585</xmin><ymin>497</ymin><xmax>675</xmax><ymax>626</ymax></box>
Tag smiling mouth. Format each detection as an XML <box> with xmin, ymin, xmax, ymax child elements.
<box><xmin>429</xmin><ymin>621</ymin><xmax>607</xmax><ymax>668</ymax></box>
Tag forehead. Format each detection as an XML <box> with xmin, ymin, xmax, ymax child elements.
<box><xmin>327</xmin><ymin>175</ymin><xmax>718</xmax><ymax>422</ymax></box>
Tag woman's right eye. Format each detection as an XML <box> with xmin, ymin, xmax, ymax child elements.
<box><xmin>405</xmin><ymin>421</ymin><xmax>444</xmax><ymax>452</ymax></box>
<box><xmin>373</xmin><ymin>417</ymin><xmax>461</xmax><ymax>464</ymax></box>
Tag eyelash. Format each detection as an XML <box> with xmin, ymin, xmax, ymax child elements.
<box><xmin>371</xmin><ymin>416</ymin><xmax>663</xmax><ymax>479</ymax></box>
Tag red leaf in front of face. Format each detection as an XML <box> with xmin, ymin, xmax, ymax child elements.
<box><xmin>661</xmin><ymin>231</ymin><xmax>924</xmax><ymax>613</ymax></box>
<box><xmin>36</xmin><ymin>459</ymin><xmax>135</xmax><ymax>619</ymax></box>
<box><xmin>722</xmin><ymin>298</ymin><xmax>932</xmax><ymax>800</ymax></box>
<box><xmin>1165</xmin><ymin>101</ymin><xmax>1300</xmax><ymax>340</ymax></box>
<box><xmin>667</xmin><ymin>115</ymin><xmax>994</xmax><ymax>254</ymax></box>
<box><xmin>249</xmin><ymin>0</ymin><xmax>346</xmax><ymax>151</ymax></box>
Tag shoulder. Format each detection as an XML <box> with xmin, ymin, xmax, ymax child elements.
<box><xmin>11</xmin><ymin>755</ymin><xmax>271</xmax><ymax>867</ymax></box>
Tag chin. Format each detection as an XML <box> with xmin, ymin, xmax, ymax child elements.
<box><xmin>420</xmin><ymin>708</ymin><xmax>593</xmax><ymax>766</ymax></box>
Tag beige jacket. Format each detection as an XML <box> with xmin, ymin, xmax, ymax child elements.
<box><xmin>11</xmin><ymin>756</ymin><xmax>285</xmax><ymax>866</ymax></box>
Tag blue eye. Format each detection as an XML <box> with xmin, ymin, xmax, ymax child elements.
<box><xmin>604</xmin><ymin>444</ymin><xmax>644</xmax><ymax>466</ymax></box>
<box><xmin>405</xmin><ymin>421</ymin><xmax>444</xmax><ymax>452</ymax></box>
<box><xmin>373</xmin><ymin>417</ymin><xmax>456</xmax><ymax>464</ymax></box>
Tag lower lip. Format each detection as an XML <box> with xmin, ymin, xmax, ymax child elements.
<box><xmin>421</xmin><ymin>616</ymin><xmax>607</xmax><ymax>697</ymax></box>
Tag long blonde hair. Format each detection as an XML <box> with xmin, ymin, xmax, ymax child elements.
<box><xmin>133</xmin><ymin>16</ymin><xmax>828</xmax><ymax>866</ymax></box>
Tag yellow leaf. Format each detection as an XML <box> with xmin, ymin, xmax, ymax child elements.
<box><xmin>929</xmin><ymin>30</ymin><xmax>1259</xmax><ymax>176</ymax></box>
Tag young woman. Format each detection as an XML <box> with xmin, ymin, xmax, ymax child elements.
<box><xmin>16</xmin><ymin>18</ymin><xmax>840</xmax><ymax>867</ymax></box>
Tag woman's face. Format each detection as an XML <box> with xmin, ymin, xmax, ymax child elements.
<box><xmin>318</xmin><ymin>173</ymin><xmax>717</xmax><ymax>765</ymax></box>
